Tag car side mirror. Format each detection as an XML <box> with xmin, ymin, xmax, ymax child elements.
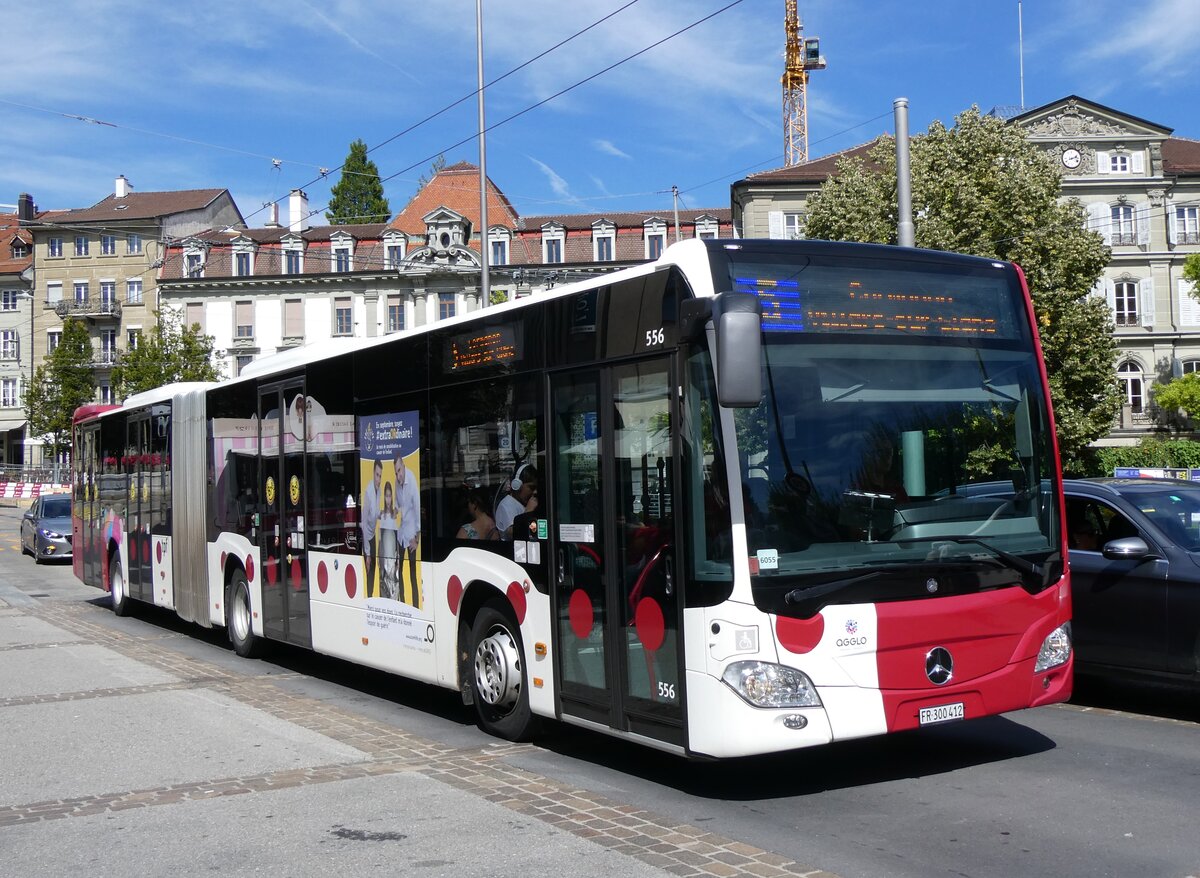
<box><xmin>22</xmin><ymin>510</ymin><xmax>34</xmax><ymax>520</ymax></box>
<box><xmin>1102</xmin><ymin>536</ymin><xmax>1153</xmax><ymax>561</ymax></box>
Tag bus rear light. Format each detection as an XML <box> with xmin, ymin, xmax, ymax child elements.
<box><xmin>1035</xmin><ymin>624</ymin><xmax>1071</xmax><ymax>672</ymax></box>
<box><xmin>722</xmin><ymin>661</ymin><xmax>822</xmax><ymax>709</ymax></box>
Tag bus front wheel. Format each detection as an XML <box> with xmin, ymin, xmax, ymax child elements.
<box><xmin>227</xmin><ymin>572</ymin><xmax>263</xmax><ymax>658</ymax></box>
<box><xmin>469</xmin><ymin>602</ymin><xmax>537</xmax><ymax>741</ymax></box>
<box><xmin>109</xmin><ymin>555</ymin><xmax>131</xmax><ymax>617</ymax></box>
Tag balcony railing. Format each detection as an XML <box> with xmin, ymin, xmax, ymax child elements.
<box><xmin>1114</xmin><ymin>404</ymin><xmax>1157</xmax><ymax>431</ymax></box>
<box><xmin>55</xmin><ymin>299</ymin><xmax>122</xmax><ymax>320</ymax></box>
<box><xmin>91</xmin><ymin>351</ymin><xmax>121</xmax><ymax>369</ymax></box>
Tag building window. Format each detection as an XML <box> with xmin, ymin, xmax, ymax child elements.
<box><xmin>1118</xmin><ymin>361</ymin><xmax>1144</xmax><ymax>411</ymax></box>
<box><xmin>74</xmin><ymin>281</ymin><xmax>89</xmax><ymax>303</ymax></box>
<box><xmin>1183</xmin><ymin>360</ymin><xmax>1200</xmax><ymax>375</ymax></box>
<box><xmin>334</xmin><ymin>297</ymin><xmax>353</xmax><ymax>335</ymax></box>
<box><xmin>235</xmin><ymin>301</ymin><xmax>254</xmax><ymax>338</ymax></box>
<box><xmin>101</xmin><ymin>235</ymin><xmax>116</xmax><ymax>255</ymax></box>
<box><xmin>438</xmin><ymin>292</ymin><xmax>456</xmax><ymax>320</ymax></box>
<box><xmin>100</xmin><ymin>329</ymin><xmax>118</xmax><ymax>365</ymax></box>
<box><xmin>47</xmin><ymin>330</ymin><xmax>61</xmax><ymax>354</ymax></box>
<box><xmin>126</xmin><ymin>234</ymin><xmax>142</xmax><ymax>255</ymax></box>
<box><xmin>387</xmin><ymin>296</ymin><xmax>405</xmax><ymax>333</ymax></box>
<box><xmin>285</xmin><ymin>248</ymin><xmax>302</xmax><ymax>275</ymax></box>
<box><xmin>333</xmin><ymin>247</ymin><xmax>351</xmax><ymax>273</ymax></box>
<box><xmin>48</xmin><ymin>238</ymin><xmax>62</xmax><ymax>258</ymax></box>
<box><xmin>491</xmin><ymin>239</ymin><xmax>508</xmax><ymax>266</ymax></box>
<box><xmin>99</xmin><ymin>383</ymin><xmax>114</xmax><ymax>405</ymax></box>
<box><xmin>542</xmin><ymin>226</ymin><xmax>565</xmax><ymax>264</ymax></box>
<box><xmin>236</xmin><ymin>354</ymin><xmax>254</xmax><ymax>376</ymax></box>
<box><xmin>100</xmin><ymin>281</ymin><xmax>116</xmax><ymax>310</ymax></box>
<box><xmin>74</xmin><ymin>236</ymin><xmax>89</xmax><ymax>256</ymax></box>
<box><xmin>47</xmin><ymin>281</ymin><xmax>63</xmax><ymax>304</ymax></box>
<box><xmin>186</xmin><ymin>302</ymin><xmax>204</xmax><ymax>333</ymax></box>
<box><xmin>1</xmin><ymin>378</ymin><xmax>18</xmax><ymax>408</ymax></box>
<box><xmin>186</xmin><ymin>253</ymin><xmax>203</xmax><ymax>278</ymax></box>
<box><xmin>646</xmin><ymin>232</ymin><xmax>665</xmax><ymax>260</ymax></box>
<box><xmin>12</xmin><ymin>242</ymin><xmax>28</xmax><ymax>258</ymax></box>
<box><xmin>784</xmin><ymin>213</ymin><xmax>804</xmax><ymax>239</ymax></box>
<box><xmin>1175</xmin><ymin>206</ymin><xmax>1199</xmax><ymax>245</ymax></box>
<box><xmin>235</xmin><ymin>251</ymin><xmax>252</xmax><ymax>277</ymax></box>
<box><xmin>594</xmin><ymin>233</ymin><xmax>614</xmax><ymax>262</ymax></box>
<box><xmin>386</xmin><ymin>244</ymin><xmax>404</xmax><ymax>270</ymax></box>
<box><xmin>284</xmin><ymin>299</ymin><xmax>303</xmax><ymax>338</ymax></box>
<box><xmin>1</xmin><ymin>290</ymin><xmax>19</xmax><ymax>311</ymax></box>
<box><xmin>544</xmin><ymin>238</ymin><xmax>563</xmax><ymax>264</ymax></box>
<box><xmin>1113</xmin><ymin>281</ymin><xmax>1139</xmax><ymax>326</ymax></box>
<box><xmin>1110</xmin><ymin>153</ymin><xmax>1130</xmax><ymax>173</ymax></box>
<box><xmin>127</xmin><ymin>328</ymin><xmax>141</xmax><ymax>350</ymax></box>
<box><xmin>1</xmin><ymin>330</ymin><xmax>17</xmax><ymax>360</ymax></box>
<box><xmin>1111</xmin><ymin>205</ymin><xmax>1135</xmax><ymax>246</ymax></box>
<box><xmin>126</xmin><ymin>279</ymin><xmax>143</xmax><ymax>304</ymax></box>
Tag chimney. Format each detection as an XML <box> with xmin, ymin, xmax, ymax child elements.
<box><xmin>288</xmin><ymin>189</ymin><xmax>310</xmax><ymax>232</ymax></box>
<box><xmin>17</xmin><ymin>193</ymin><xmax>34</xmax><ymax>222</ymax></box>
<box><xmin>263</xmin><ymin>202</ymin><xmax>281</xmax><ymax>228</ymax></box>
<box><xmin>115</xmin><ymin>175</ymin><xmax>133</xmax><ymax>198</ymax></box>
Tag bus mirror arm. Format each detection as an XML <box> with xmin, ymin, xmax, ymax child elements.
<box><xmin>679</xmin><ymin>298</ymin><xmax>712</xmax><ymax>341</ymax></box>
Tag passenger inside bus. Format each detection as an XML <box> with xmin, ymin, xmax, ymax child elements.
<box><xmin>457</xmin><ymin>488</ymin><xmax>499</xmax><ymax>541</ymax></box>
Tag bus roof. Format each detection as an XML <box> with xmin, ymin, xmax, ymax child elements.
<box><xmin>73</xmin><ymin>403</ymin><xmax>120</xmax><ymax>425</ymax></box>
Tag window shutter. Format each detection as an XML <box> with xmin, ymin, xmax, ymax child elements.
<box><xmin>284</xmin><ymin>299</ymin><xmax>302</xmax><ymax>337</ymax></box>
<box><xmin>1131</xmin><ymin>150</ymin><xmax>1145</xmax><ymax>174</ymax></box>
<box><xmin>1178</xmin><ymin>279</ymin><xmax>1200</xmax><ymax>326</ymax></box>
<box><xmin>1167</xmin><ymin>202</ymin><xmax>1178</xmax><ymax>245</ymax></box>
<box><xmin>1086</xmin><ymin>202</ymin><xmax>1111</xmax><ymax>244</ymax></box>
<box><xmin>767</xmin><ymin>210</ymin><xmax>785</xmax><ymax>239</ymax></box>
<box><xmin>1139</xmin><ymin>277</ymin><xmax>1156</xmax><ymax>327</ymax></box>
<box><xmin>1095</xmin><ymin>151</ymin><xmax>1110</xmax><ymax>174</ymax></box>
<box><xmin>1089</xmin><ymin>278</ymin><xmax>1105</xmax><ymax>300</ymax></box>
<box><xmin>1136</xmin><ymin>202</ymin><xmax>1151</xmax><ymax>246</ymax></box>
<box><xmin>236</xmin><ymin>301</ymin><xmax>252</xmax><ymax>327</ymax></box>
<box><xmin>1104</xmin><ymin>278</ymin><xmax>1116</xmax><ymax>315</ymax></box>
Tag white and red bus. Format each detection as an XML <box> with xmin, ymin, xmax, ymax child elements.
<box><xmin>71</xmin><ymin>238</ymin><xmax>1072</xmax><ymax>758</ymax></box>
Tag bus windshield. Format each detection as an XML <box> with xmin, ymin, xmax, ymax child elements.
<box><xmin>710</xmin><ymin>245</ymin><xmax>1061</xmax><ymax>609</ymax></box>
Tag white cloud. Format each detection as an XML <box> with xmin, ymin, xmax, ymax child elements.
<box><xmin>594</xmin><ymin>139</ymin><xmax>632</xmax><ymax>160</ymax></box>
<box><xmin>527</xmin><ymin>156</ymin><xmax>580</xmax><ymax>206</ymax></box>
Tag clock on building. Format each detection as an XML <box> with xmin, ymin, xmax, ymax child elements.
<box><xmin>1061</xmin><ymin>147</ymin><xmax>1082</xmax><ymax>170</ymax></box>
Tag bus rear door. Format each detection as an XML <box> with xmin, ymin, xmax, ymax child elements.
<box><xmin>550</xmin><ymin>357</ymin><xmax>684</xmax><ymax>747</ymax></box>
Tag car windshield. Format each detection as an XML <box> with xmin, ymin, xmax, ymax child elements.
<box><xmin>41</xmin><ymin>497</ymin><xmax>71</xmax><ymax>518</ymax></box>
<box><xmin>1130</xmin><ymin>488</ymin><xmax>1200</xmax><ymax>551</ymax></box>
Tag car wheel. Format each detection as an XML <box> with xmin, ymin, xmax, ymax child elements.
<box><xmin>469</xmin><ymin>600</ymin><xmax>538</xmax><ymax>742</ymax></box>
<box><xmin>110</xmin><ymin>554</ymin><xmax>131</xmax><ymax>616</ymax></box>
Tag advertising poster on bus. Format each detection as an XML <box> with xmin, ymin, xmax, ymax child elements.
<box><xmin>358</xmin><ymin>411</ymin><xmax>430</xmax><ymax>650</ymax></box>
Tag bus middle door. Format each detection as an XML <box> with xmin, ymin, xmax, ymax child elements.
<box><xmin>550</xmin><ymin>357</ymin><xmax>684</xmax><ymax>747</ymax></box>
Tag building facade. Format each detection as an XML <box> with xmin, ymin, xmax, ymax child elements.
<box><xmin>730</xmin><ymin>95</ymin><xmax>1200</xmax><ymax>445</ymax></box>
<box><xmin>0</xmin><ymin>199</ymin><xmax>34</xmax><ymax>466</ymax></box>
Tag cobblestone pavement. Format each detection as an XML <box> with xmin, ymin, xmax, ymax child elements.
<box><xmin>1</xmin><ymin>598</ymin><xmax>839</xmax><ymax>878</ymax></box>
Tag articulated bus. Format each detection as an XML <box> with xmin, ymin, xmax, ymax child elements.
<box><xmin>71</xmin><ymin>239</ymin><xmax>1072</xmax><ymax>758</ymax></box>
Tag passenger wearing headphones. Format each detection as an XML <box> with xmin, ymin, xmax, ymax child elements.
<box><xmin>496</xmin><ymin>463</ymin><xmax>539</xmax><ymax>540</ymax></box>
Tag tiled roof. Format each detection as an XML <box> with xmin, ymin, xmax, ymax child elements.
<box><xmin>44</xmin><ymin>189</ymin><xmax>230</xmax><ymax>224</ymax></box>
<box><xmin>1163</xmin><ymin>137</ymin><xmax>1200</xmax><ymax>174</ymax></box>
<box><xmin>735</xmin><ymin>140</ymin><xmax>883</xmax><ymax>186</ymax></box>
<box><xmin>388</xmin><ymin>163</ymin><xmax>520</xmax><ymax>237</ymax></box>
<box><xmin>160</xmin><ymin>223</ymin><xmax>393</xmax><ymax>279</ymax></box>
<box><xmin>521</xmin><ymin>208</ymin><xmax>731</xmax><ymax>230</ymax></box>
<box><xmin>0</xmin><ymin>213</ymin><xmax>32</xmax><ymax>277</ymax></box>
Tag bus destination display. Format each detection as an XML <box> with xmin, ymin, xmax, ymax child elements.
<box><xmin>735</xmin><ymin>273</ymin><xmax>1011</xmax><ymax>339</ymax></box>
<box><xmin>447</xmin><ymin>325</ymin><xmax>521</xmax><ymax>371</ymax></box>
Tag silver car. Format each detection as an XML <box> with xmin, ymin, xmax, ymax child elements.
<box><xmin>20</xmin><ymin>494</ymin><xmax>73</xmax><ymax>563</ymax></box>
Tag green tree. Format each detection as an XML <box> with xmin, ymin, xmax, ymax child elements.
<box><xmin>1152</xmin><ymin>372</ymin><xmax>1200</xmax><ymax>419</ymax></box>
<box><xmin>802</xmin><ymin>107</ymin><xmax>1120</xmax><ymax>473</ymax></box>
<box><xmin>111</xmin><ymin>308</ymin><xmax>225</xmax><ymax>398</ymax></box>
<box><xmin>326</xmin><ymin>138</ymin><xmax>390</xmax><ymax>225</ymax></box>
<box><xmin>1184</xmin><ymin>252</ymin><xmax>1200</xmax><ymax>296</ymax></box>
<box><xmin>25</xmin><ymin>318</ymin><xmax>95</xmax><ymax>466</ymax></box>
<box><xmin>417</xmin><ymin>154</ymin><xmax>447</xmax><ymax>190</ymax></box>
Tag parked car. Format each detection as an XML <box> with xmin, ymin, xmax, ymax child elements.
<box><xmin>1063</xmin><ymin>478</ymin><xmax>1200</xmax><ymax>685</ymax></box>
<box><xmin>20</xmin><ymin>494</ymin><xmax>73</xmax><ymax>563</ymax></box>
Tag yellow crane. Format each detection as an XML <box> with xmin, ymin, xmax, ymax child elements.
<box><xmin>782</xmin><ymin>0</ymin><xmax>825</xmax><ymax>166</ymax></box>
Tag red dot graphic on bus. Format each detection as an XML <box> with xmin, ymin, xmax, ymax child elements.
<box><xmin>447</xmin><ymin>576</ymin><xmax>463</xmax><ymax>615</ymax></box>
<box><xmin>506</xmin><ymin>582</ymin><xmax>526</xmax><ymax>625</ymax></box>
<box><xmin>776</xmin><ymin>614</ymin><xmax>825</xmax><ymax>654</ymax></box>
<box><xmin>317</xmin><ymin>561</ymin><xmax>329</xmax><ymax>593</ymax></box>
<box><xmin>245</xmin><ymin>555</ymin><xmax>255</xmax><ymax>583</ymax></box>
<box><xmin>156</xmin><ymin>541</ymin><xmax>163</xmax><ymax>564</ymax></box>
<box><xmin>568</xmin><ymin>589</ymin><xmax>593</xmax><ymax>639</ymax></box>
<box><xmin>291</xmin><ymin>558</ymin><xmax>302</xmax><ymax>590</ymax></box>
<box><xmin>345</xmin><ymin>564</ymin><xmax>357</xmax><ymax>599</ymax></box>
<box><xmin>141</xmin><ymin>536</ymin><xmax>151</xmax><ymax>563</ymax></box>
<box><xmin>635</xmin><ymin>597</ymin><xmax>665</xmax><ymax>653</ymax></box>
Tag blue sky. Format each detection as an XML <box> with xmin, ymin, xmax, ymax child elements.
<box><xmin>2</xmin><ymin>0</ymin><xmax>1198</xmax><ymax>226</ymax></box>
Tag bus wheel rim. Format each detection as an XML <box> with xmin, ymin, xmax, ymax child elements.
<box><xmin>112</xmin><ymin>566</ymin><xmax>124</xmax><ymax>603</ymax></box>
<box><xmin>474</xmin><ymin>625</ymin><xmax>521</xmax><ymax>710</ymax></box>
<box><xmin>233</xmin><ymin>586</ymin><xmax>250</xmax><ymax>641</ymax></box>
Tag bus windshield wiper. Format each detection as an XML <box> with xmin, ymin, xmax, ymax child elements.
<box><xmin>897</xmin><ymin>536</ymin><xmax>1046</xmax><ymax>593</ymax></box>
<box><xmin>783</xmin><ymin>568</ymin><xmax>895</xmax><ymax>606</ymax></box>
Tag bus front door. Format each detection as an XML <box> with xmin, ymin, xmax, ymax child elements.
<box><xmin>258</xmin><ymin>382</ymin><xmax>312</xmax><ymax>649</ymax></box>
<box><xmin>550</xmin><ymin>358</ymin><xmax>684</xmax><ymax>747</ymax></box>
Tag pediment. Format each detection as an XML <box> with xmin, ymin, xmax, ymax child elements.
<box><xmin>1014</xmin><ymin>95</ymin><xmax>1172</xmax><ymax>142</ymax></box>
<box><xmin>422</xmin><ymin>205</ymin><xmax>466</xmax><ymax>225</ymax></box>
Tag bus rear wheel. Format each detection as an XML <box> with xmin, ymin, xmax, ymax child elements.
<box><xmin>470</xmin><ymin>602</ymin><xmax>538</xmax><ymax>742</ymax></box>
<box><xmin>227</xmin><ymin>572</ymin><xmax>263</xmax><ymax>658</ymax></box>
<box><xmin>110</xmin><ymin>555</ymin><xmax>131</xmax><ymax>616</ymax></box>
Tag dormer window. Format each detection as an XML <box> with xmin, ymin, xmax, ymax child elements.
<box><xmin>235</xmin><ymin>251</ymin><xmax>252</xmax><ymax>276</ymax></box>
<box><xmin>330</xmin><ymin>233</ymin><xmax>354</xmax><ymax>273</ymax></box>
<box><xmin>185</xmin><ymin>252</ymin><xmax>204</xmax><ymax>278</ymax></box>
<box><xmin>643</xmin><ymin>219</ymin><xmax>667</xmax><ymax>260</ymax></box>
<box><xmin>694</xmin><ymin>216</ymin><xmax>719</xmax><ymax>240</ymax></box>
<box><xmin>1096</xmin><ymin>149</ymin><xmax>1145</xmax><ymax>176</ymax></box>
<box><xmin>383</xmin><ymin>232</ymin><xmax>406</xmax><ymax>269</ymax></box>
<box><xmin>542</xmin><ymin>223</ymin><xmax>565</xmax><ymax>264</ymax></box>
<box><xmin>488</xmin><ymin>227</ymin><xmax>510</xmax><ymax>266</ymax></box>
<box><xmin>592</xmin><ymin>221</ymin><xmax>615</xmax><ymax>262</ymax></box>
<box><xmin>11</xmin><ymin>241</ymin><xmax>28</xmax><ymax>259</ymax></box>
<box><xmin>282</xmin><ymin>237</ymin><xmax>304</xmax><ymax>275</ymax></box>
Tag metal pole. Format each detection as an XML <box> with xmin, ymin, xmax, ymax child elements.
<box><xmin>476</xmin><ymin>0</ymin><xmax>490</xmax><ymax>307</ymax></box>
<box><xmin>894</xmin><ymin>98</ymin><xmax>915</xmax><ymax>248</ymax></box>
<box><xmin>1018</xmin><ymin>0</ymin><xmax>1025</xmax><ymax>111</ymax></box>
<box><xmin>672</xmin><ymin>185</ymin><xmax>681</xmax><ymax>243</ymax></box>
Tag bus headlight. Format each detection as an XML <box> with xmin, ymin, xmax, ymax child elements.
<box><xmin>721</xmin><ymin>661</ymin><xmax>821</xmax><ymax>708</ymax></box>
<box><xmin>1034</xmin><ymin>624</ymin><xmax>1072</xmax><ymax>672</ymax></box>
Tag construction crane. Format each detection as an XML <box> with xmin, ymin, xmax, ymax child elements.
<box><xmin>782</xmin><ymin>0</ymin><xmax>826</xmax><ymax>166</ymax></box>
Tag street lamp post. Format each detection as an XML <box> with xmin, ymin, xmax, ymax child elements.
<box><xmin>15</xmin><ymin>287</ymin><xmax>36</xmax><ymax>474</ymax></box>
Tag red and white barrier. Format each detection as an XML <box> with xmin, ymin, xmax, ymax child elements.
<box><xmin>0</xmin><ymin>483</ymin><xmax>69</xmax><ymax>499</ymax></box>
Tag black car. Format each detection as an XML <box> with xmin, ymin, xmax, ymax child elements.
<box><xmin>19</xmin><ymin>493</ymin><xmax>73</xmax><ymax>563</ymax></box>
<box><xmin>1064</xmin><ymin>478</ymin><xmax>1200</xmax><ymax>685</ymax></box>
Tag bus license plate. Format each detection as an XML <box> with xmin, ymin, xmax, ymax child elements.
<box><xmin>919</xmin><ymin>702</ymin><xmax>965</xmax><ymax>725</ymax></box>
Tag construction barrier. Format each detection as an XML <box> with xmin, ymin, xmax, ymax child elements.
<box><xmin>0</xmin><ymin>483</ymin><xmax>70</xmax><ymax>500</ymax></box>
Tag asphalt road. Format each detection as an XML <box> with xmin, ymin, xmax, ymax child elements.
<box><xmin>1</xmin><ymin>502</ymin><xmax>1197</xmax><ymax>878</ymax></box>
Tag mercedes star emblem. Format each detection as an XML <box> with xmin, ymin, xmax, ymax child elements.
<box><xmin>925</xmin><ymin>647</ymin><xmax>954</xmax><ymax>685</ymax></box>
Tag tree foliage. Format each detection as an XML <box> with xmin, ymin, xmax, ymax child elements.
<box><xmin>1185</xmin><ymin>252</ymin><xmax>1200</xmax><ymax>297</ymax></box>
<box><xmin>418</xmin><ymin>154</ymin><xmax>448</xmax><ymax>190</ymax></box>
<box><xmin>1152</xmin><ymin>372</ymin><xmax>1200</xmax><ymax>419</ymax></box>
<box><xmin>326</xmin><ymin>138</ymin><xmax>390</xmax><ymax>225</ymax></box>
<box><xmin>26</xmin><ymin>318</ymin><xmax>95</xmax><ymax>461</ymax></box>
<box><xmin>111</xmin><ymin>308</ymin><xmax>225</xmax><ymax>399</ymax></box>
<box><xmin>1083</xmin><ymin>437</ymin><xmax>1200</xmax><ymax>477</ymax></box>
<box><xmin>802</xmin><ymin>107</ymin><xmax>1120</xmax><ymax>473</ymax></box>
